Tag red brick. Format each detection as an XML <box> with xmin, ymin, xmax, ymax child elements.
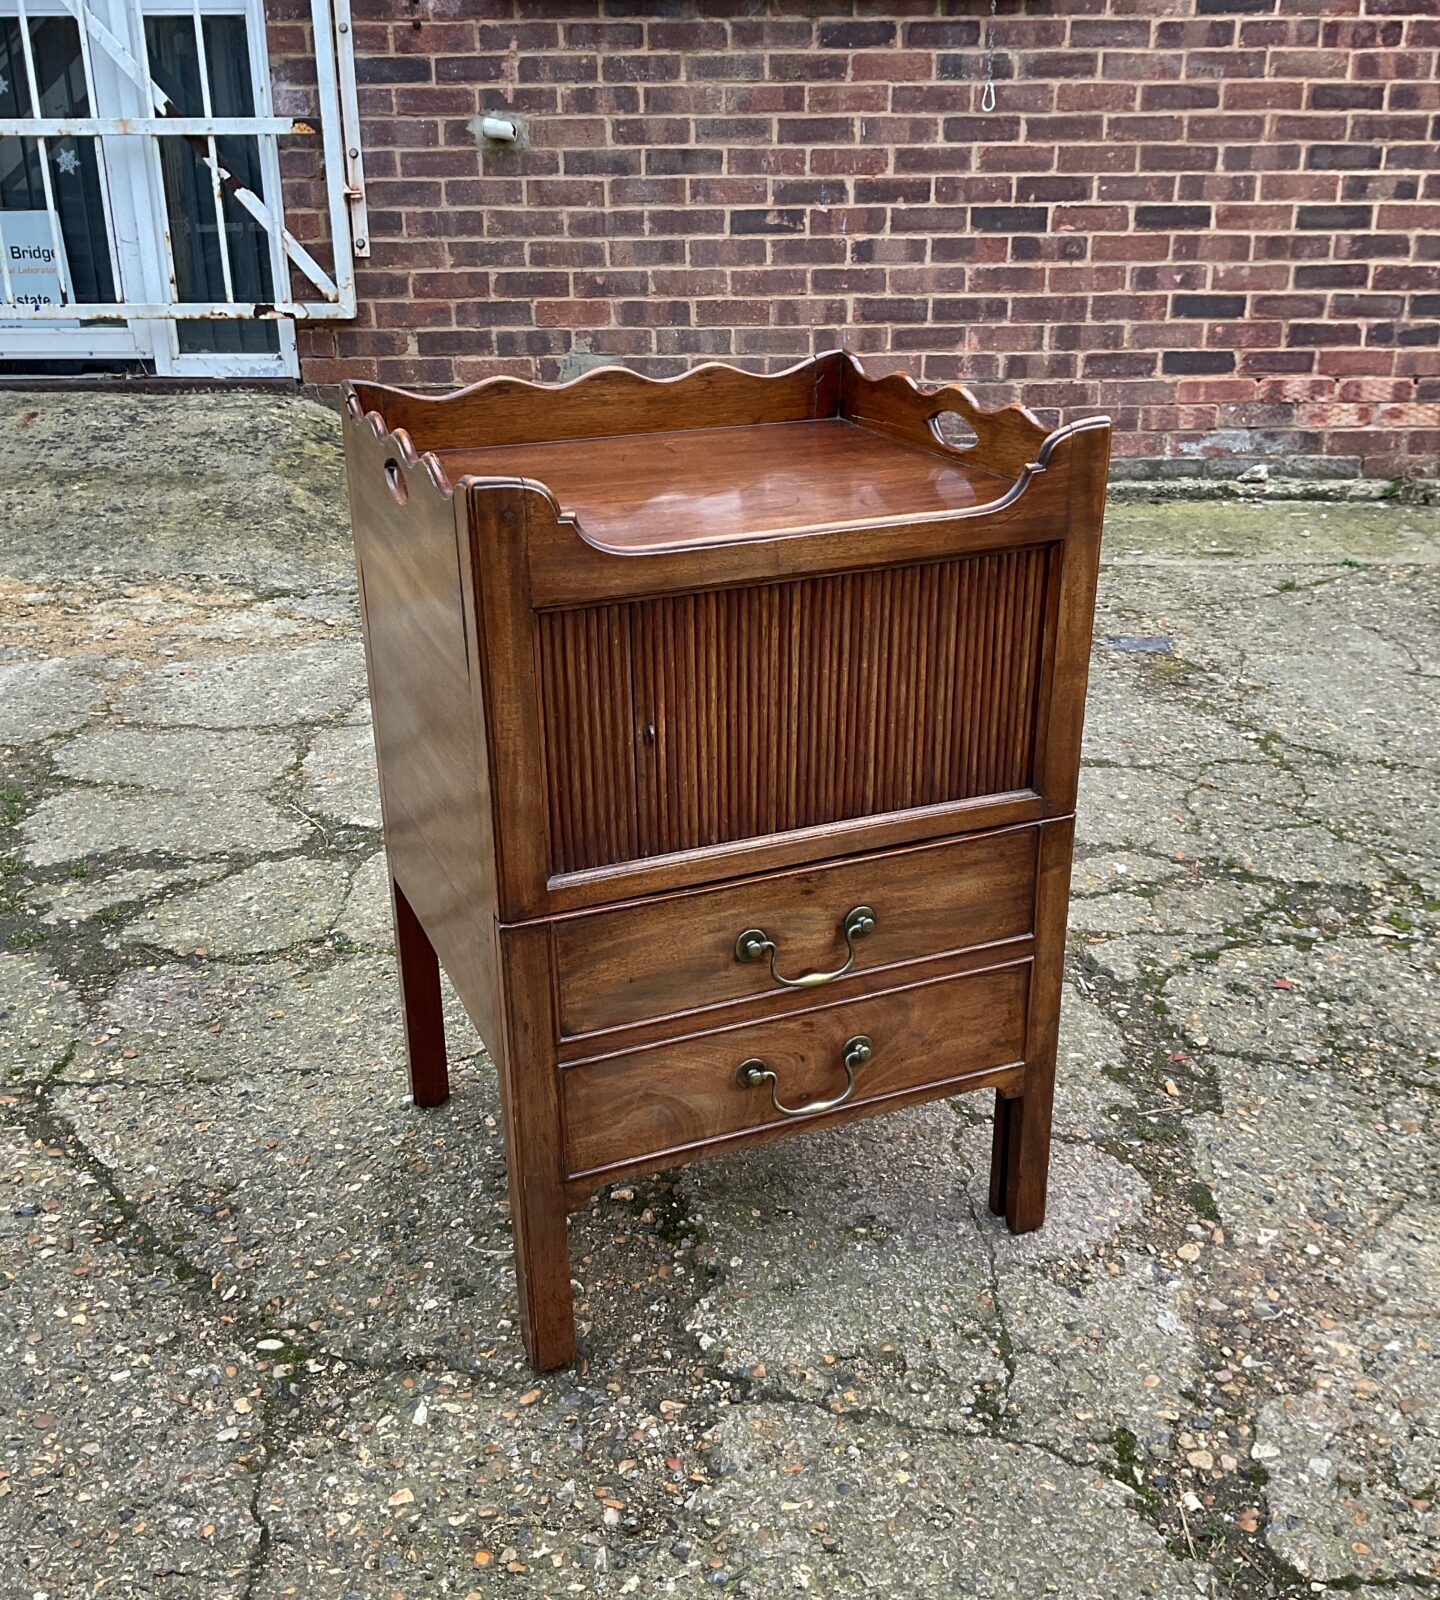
<box><xmin>850</xmin><ymin>51</ymin><xmax>935</xmax><ymax>81</ymax></box>
<box><xmin>806</xmin><ymin>85</ymin><xmax>889</xmax><ymax>114</ymax></box>
<box><xmin>1056</xmin><ymin>144</ymin><xmax>1138</xmax><ymax>174</ymax></box>
<box><xmin>808</xmin><ymin>148</ymin><xmax>889</xmax><ymax>177</ymax></box>
<box><xmin>274</xmin><ymin>4</ymin><xmax>1432</xmax><ymax>474</ymax></box>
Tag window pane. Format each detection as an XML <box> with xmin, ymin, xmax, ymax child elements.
<box><xmin>143</xmin><ymin>12</ymin><xmax>278</xmax><ymax>355</ymax></box>
<box><xmin>0</xmin><ymin>17</ymin><xmax>118</xmax><ymax>308</ymax></box>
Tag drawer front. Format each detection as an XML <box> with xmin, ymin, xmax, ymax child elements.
<box><xmin>553</xmin><ymin>824</ymin><xmax>1038</xmax><ymax>1039</ymax></box>
<box><xmin>562</xmin><ymin>960</ymin><xmax>1029</xmax><ymax>1181</ymax></box>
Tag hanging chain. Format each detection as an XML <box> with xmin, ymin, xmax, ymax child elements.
<box><xmin>981</xmin><ymin>0</ymin><xmax>998</xmax><ymax>112</ymax></box>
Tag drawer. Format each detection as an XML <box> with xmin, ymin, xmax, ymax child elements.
<box><xmin>561</xmin><ymin>959</ymin><xmax>1029</xmax><ymax>1181</ymax></box>
<box><xmin>552</xmin><ymin>824</ymin><xmax>1038</xmax><ymax>1038</ymax></box>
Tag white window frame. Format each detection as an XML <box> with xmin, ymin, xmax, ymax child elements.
<box><xmin>0</xmin><ymin>0</ymin><xmax>365</xmax><ymax>377</ymax></box>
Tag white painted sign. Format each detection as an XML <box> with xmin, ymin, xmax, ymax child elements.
<box><xmin>1</xmin><ymin>211</ymin><xmax>78</xmax><ymax>329</ymax></box>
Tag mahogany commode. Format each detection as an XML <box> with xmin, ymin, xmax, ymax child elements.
<box><xmin>342</xmin><ymin>352</ymin><xmax>1110</xmax><ymax>1370</ymax></box>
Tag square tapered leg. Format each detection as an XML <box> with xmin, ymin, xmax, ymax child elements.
<box><xmin>497</xmin><ymin>924</ymin><xmax>577</xmax><ymax>1370</ymax></box>
<box><xmin>391</xmin><ymin>877</ymin><xmax>449</xmax><ymax>1108</ymax></box>
<box><xmin>988</xmin><ymin>1089</ymin><xmax>1015</xmax><ymax>1217</ymax></box>
<box><xmin>993</xmin><ymin>1085</ymin><xmax>1052</xmax><ymax>1235</ymax></box>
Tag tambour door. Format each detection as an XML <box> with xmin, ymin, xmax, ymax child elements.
<box><xmin>534</xmin><ymin>545</ymin><xmax>1055</xmax><ymax>881</ymax></box>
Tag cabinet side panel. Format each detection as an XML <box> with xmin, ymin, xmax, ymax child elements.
<box><xmin>346</xmin><ymin>420</ymin><xmax>500</xmax><ymax>1050</ymax></box>
<box><xmin>536</xmin><ymin>546</ymin><xmax>1051</xmax><ymax>876</ymax></box>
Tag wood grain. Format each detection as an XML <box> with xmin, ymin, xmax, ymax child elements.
<box><xmin>440</xmin><ymin>419</ymin><xmax>1011</xmax><ymax>550</ymax></box>
<box><xmin>344</xmin><ymin>404</ymin><xmax>501</xmax><ymax>1050</ymax></box>
<box><xmin>544</xmin><ymin>789</ymin><xmax>1045</xmax><ymax>914</ymax></box>
<box><xmin>840</xmin><ymin>357</ymin><xmax>1050</xmax><ymax>480</ymax></box>
<box><xmin>350</xmin><ymin>351</ymin><xmax>845</xmax><ymax>453</ymax></box>
<box><xmin>464</xmin><ymin>480</ymin><xmax>555</xmax><ymax>921</ymax></box>
<box><xmin>495</xmin><ymin>922</ymin><xmax>575</xmax><ymax>1370</ymax></box>
<box><xmin>519</xmin><ymin>455</ymin><xmax>1074</xmax><ymax>613</ymax></box>
<box><xmin>554</xmin><ymin>936</ymin><xmax>1034</xmax><ymax>1066</ymax></box>
<box><xmin>562</xmin><ymin>959</ymin><xmax>1031</xmax><ymax>1181</ymax></box>
<box><xmin>1033</xmin><ymin>421</ymin><xmax>1111</xmax><ymax>818</ymax></box>
<box><xmin>1000</xmin><ymin>815</ymin><xmax>1076</xmax><ymax>1234</ymax></box>
<box><xmin>568</xmin><ymin>1066</ymin><xmax>1030</xmax><ymax>1204</ymax></box>
<box><xmin>536</xmin><ymin>546</ymin><xmax>1049</xmax><ymax>874</ymax></box>
<box><xmin>391</xmin><ymin>876</ymin><xmax>448</xmax><ymax>1107</ymax></box>
<box><xmin>349</xmin><ymin>350</ymin><xmax>1052</xmax><ymax>490</ymax></box>
<box><xmin>554</xmin><ymin>823</ymin><xmax>1039</xmax><ymax>1038</ymax></box>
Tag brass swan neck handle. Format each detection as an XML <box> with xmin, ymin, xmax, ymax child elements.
<box><xmin>737</xmin><ymin>1035</ymin><xmax>873</xmax><ymax>1120</ymax></box>
<box><xmin>734</xmin><ymin>905</ymin><xmax>876</xmax><ymax>989</ymax></box>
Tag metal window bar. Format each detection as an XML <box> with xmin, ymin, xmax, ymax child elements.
<box><xmin>5</xmin><ymin>116</ymin><xmax>307</xmax><ymax>135</ymax></box>
<box><xmin>0</xmin><ymin>182</ymin><xmax>12</xmax><ymax>308</ymax></box>
<box><xmin>332</xmin><ymin>0</ymin><xmax>366</xmax><ymax>254</ymax></box>
<box><xmin>190</xmin><ymin>0</ymin><xmax>235</xmax><ymax>306</ymax></box>
<box><xmin>70</xmin><ymin>0</ymin><xmax>345</xmax><ymax>306</ymax></box>
<box><xmin>0</xmin><ymin>0</ymin><xmax>360</xmax><ymax>320</ymax></box>
<box><xmin>70</xmin><ymin>0</ymin><xmax>127</xmax><ymax>303</ymax></box>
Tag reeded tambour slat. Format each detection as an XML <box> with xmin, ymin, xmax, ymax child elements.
<box><xmin>536</xmin><ymin>546</ymin><xmax>1050</xmax><ymax>875</ymax></box>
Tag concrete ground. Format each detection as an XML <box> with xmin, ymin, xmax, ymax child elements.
<box><xmin>0</xmin><ymin>390</ymin><xmax>1436</xmax><ymax>1600</ymax></box>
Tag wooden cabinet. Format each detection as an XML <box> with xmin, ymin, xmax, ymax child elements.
<box><xmin>343</xmin><ymin>351</ymin><xmax>1110</xmax><ymax>1370</ymax></box>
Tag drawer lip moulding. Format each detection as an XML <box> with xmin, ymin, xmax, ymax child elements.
<box><xmin>342</xmin><ymin>350</ymin><xmax>1110</xmax><ymax>1370</ymax></box>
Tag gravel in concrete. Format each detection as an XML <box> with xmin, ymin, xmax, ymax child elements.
<box><xmin>120</xmin><ymin>856</ymin><xmax>350</xmax><ymax>956</ymax></box>
<box><xmin>32</xmin><ymin>861</ymin><xmax>229</xmax><ymax>924</ymax></box>
<box><xmin>115</xmin><ymin>643</ymin><xmax>367</xmax><ymax>729</ymax></box>
<box><xmin>300</xmin><ymin>723</ymin><xmax>382</xmax><ymax>828</ymax></box>
<box><xmin>0</xmin><ymin>950</ymin><xmax>85</xmax><ymax>1087</ymax></box>
<box><xmin>51</xmin><ymin>726</ymin><xmax>297</xmax><ymax>793</ymax></box>
<box><xmin>20</xmin><ymin>788</ymin><xmax>307</xmax><ymax>866</ymax></box>
<box><xmin>0</xmin><ymin>1127</ymin><xmax>263</xmax><ymax>1596</ymax></box>
<box><xmin>0</xmin><ymin>656</ymin><xmax>106</xmax><ymax>743</ymax></box>
<box><xmin>336</xmin><ymin>850</ymin><xmax>393</xmax><ymax>947</ymax></box>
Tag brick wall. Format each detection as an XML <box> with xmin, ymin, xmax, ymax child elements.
<box><xmin>268</xmin><ymin>1</ymin><xmax>1440</xmax><ymax>479</ymax></box>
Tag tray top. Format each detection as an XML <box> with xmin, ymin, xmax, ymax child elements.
<box><xmin>435</xmin><ymin>417</ymin><xmax>1014</xmax><ymax>551</ymax></box>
